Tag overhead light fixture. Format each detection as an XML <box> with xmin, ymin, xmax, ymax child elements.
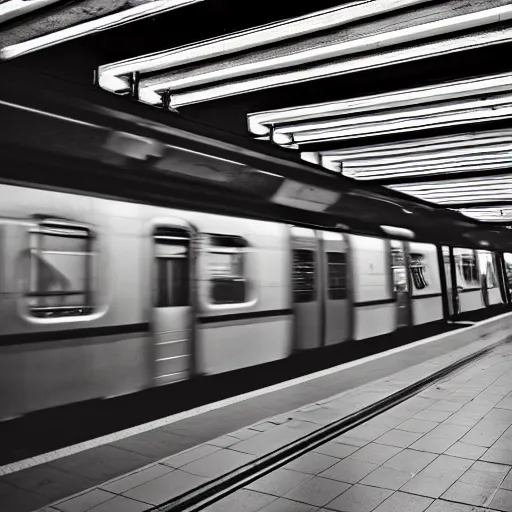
<box><xmin>380</xmin><ymin>225</ymin><xmax>415</xmax><ymax>239</ymax></box>
<box><xmin>388</xmin><ymin>176</ymin><xmax>512</xmax><ymax>205</ymax></box>
<box><xmin>1</xmin><ymin>0</ymin><xmax>201</xmax><ymax>61</ymax></box>
<box><xmin>98</xmin><ymin>6</ymin><xmax>512</xmax><ymax>107</ymax></box>
<box><xmin>310</xmin><ymin>129</ymin><xmax>512</xmax><ymax>177</ymax></box>
<box><xmin>272</xmin><ymin>92</ymin><xmax>512</xmax><ymax>146</ymax></box>
<box><xmin>249</xmin><ymin>73</ymin><xmax>512</xmax><ymax>137</ymax></box>
<box><xmin>345</xmin><ymin>159</ymin><xmax>512</xmax><ymax>181</ymax></box>
<box><xmin>0</xmin><ymin>0</ymin><xmax>60</xmax><ymax>24</ymax></box>
<box><xmin>98</xmin><ymin>0</ymin><xmax>430</xmax><ymax>94</ymax></box>
<box><xmin>316</xmin><ymin>130</ymin><xmax>512</xmax><ymax>161</ymax></box>
<box><xmin>454</xmin><ymin>207</ymin><xmax>512</xmax><ymax>222</ymax></box>
<box><xmin>328</xmin><ymin>141</ymin><xmax>512</xmax><ymax>168</ymax></box>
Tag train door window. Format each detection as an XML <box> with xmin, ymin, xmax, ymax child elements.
<box><xmin>154</xmin><ymin>228</ymin><xmax>190</xmax><ymax>308</ymax></box>
<box><xmin>455</xmin><ymin>248</ymin><xmax>479</xmax><ymax>287</ymax></box>
<box><xmin>327</xmin><ymin>252</ymin><xmax>347</xmax><ymax>300</ymax></box>
<box><xmin>454</xmin><ymin>248</ymin><xmax>478</xmax><ymax>286</ymax></box>
<box><xmin>27</xmin><ymin>219</ymin><xmax>95</xmax><ymax>318</ymax></box>
<box><xmin>390</xmin><ymin>241</ymin><xmax>408</xmax><ymax>292</ymax></box>
<box><xmin>207</xmin><ymin>235</ymin><xmax>247</xmax><ymax>304</ymax></box>
<box><xmin>409</xmin><ymin>253</ymin><xmax>428</xmax><ymax>290</ymax></box>
<box><xmin>293</xmin><ymin>249</ymin><xmax>315</xmax><ymax>303</ymax></box>
<box><xmin>504</xmin><ymin>253</ymin><xmax>512</xmax><ymax>293</ymax></box>
<box><xmin>478</xmin><ymin>251</ymin><xmax>498</xmax><ymax>289</ymax></box>
<box><xmin>442</xmin><ymin>246</ymin><xmax>452</xmax><ymax>285</ymax></box>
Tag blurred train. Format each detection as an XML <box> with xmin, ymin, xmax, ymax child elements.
<box><xmin>1</xmin><ymin>182</ymin><xmax>511</xmax><ymax>421</ymax></box>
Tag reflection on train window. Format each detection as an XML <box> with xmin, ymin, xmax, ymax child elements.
<box><xmin>327</xmin><ymin>252</ymin><xmax>347</xmax><ymax>300</ymax></box>
<box><xmin>27</xmin><ymin>219</ymin><xmax>94</xmax><ymax>318</ymax></box>
<box><xmin>504</xmin><ymin>253</ymin><xmax>512</xmax><ymax>291</ymax></box>
<box><xmin>478</xmin><ymin>251</ymin><xmax>498</xmax><ymax>289</ymax></box>
<box><xmin>154</xmin><ymin>228</ymin><xmax>190</xmax><ymax>308</ymax></box>
<box><xmin>409</xmin><ymin>253</ymin><xmax>428</xmax><ymax>290</ymax></box>
<box><xmin>293</xmin><ymin>250</ymin><xmax>315</xmax><ymax>303</ymax></box>
<box><xmin>391</xmin><ymin>243</ymin><xmax>408</xmax><ymax>292</ymax></box>
<box><xmin>455</xmin><ymin>249</ymin><xmax>479</xmax><ymax>286</ymax></box>
<box><xmin>208</xmin><ymin>235</ymin><xmax>247</xmax><ymax>305</ymax></box>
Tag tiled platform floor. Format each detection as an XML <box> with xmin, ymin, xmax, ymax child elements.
<box><xmin>1</xmin><ymin>325</ymin><xmax>510</xmax><ymax>512</ymax></box>
<box><xmin>202</xmin><ymin>342</ymin><xmax>512</xmax><ymax>512</ymax></box>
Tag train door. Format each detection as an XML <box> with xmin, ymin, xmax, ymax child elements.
<box><xmin>503</xmin><ymin>253</ymin><xmax>512</xmax><ymax>301</ymax></box>
<box><xmin>152</xmin><ymin>224</ymin><xmax>194</xmax><ymax>385</ymax></box>
<box><xmin>442</xmin><ymin>246</ymin><xmax>458</xmax><ymax>316</ymax></box>
<box><xmin>477</xmin><ymin>251</ymin><xmax>503</xmax><ymax>306</ymax></box>
<box><xmin>390</xmin><ymin>240</ymin><xmax>412</xmax><ymax>328</ymax></box>
<box><xmin>290</xmin><ymin>227</ymin><xmax>321</xmax><ymax>351</ymax></box>
<box><xmin>320</xmin><ymin>231</ymin><xmax>350</xmax><ymax>346</ymax></box>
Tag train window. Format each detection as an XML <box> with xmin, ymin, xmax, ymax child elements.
<box><xmin>391</xmin><ymin>242</ymin><xmax>408</xmax><ymax>292</ymax></box>
<box><xmin>154</xmin><ymin>228</ymin><xmax>190</xmax><ymax>308</ymax></box>
<box><xmin>409</xmin><ymin>253</ymin><xmax>428</xmax><ymax>290</ymax></box>
<box><xmin>27</xmin><ymin>219</ymin><xmax>95</xmax><ymax>318</ymax></box>
<box><xmin>207</xmin><ymin>235</ymin><xmax>247</xmax><ymax>305</ymax></box>
<box><xmin>461</xmin><ymin>252</ymin><xmax>479</xmax><ymax>286</ymax></box>
<box><xmin>504</xmin><ymin>253</ymin><xmax>512</xmax><ymax>292</ymax></box>
<box><xmin>478</xmin><ymin>251</ymin><xmax>498</xmax><ymax>289</ymax></box>
<box><xmin>293</xmin><ymin>249</ymin><xmax>315</xmax><ymax>303</ymax></box>
<box><xmin>327</xmin><ymin>252</ymin><xmax>347</xmax><ymax>300</ymax></box>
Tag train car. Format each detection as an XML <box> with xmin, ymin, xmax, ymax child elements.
<box><xmin>0</xmin><ymin>182</ymin><xmax>510</xmax><ymax>421</ymax></box>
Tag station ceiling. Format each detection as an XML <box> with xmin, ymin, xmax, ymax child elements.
<box><xmin>3</xmin><ymin>0</ymin><xmax>512</xmax><ymax>225</ymax></box>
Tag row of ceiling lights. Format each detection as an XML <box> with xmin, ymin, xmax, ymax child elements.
<box><xmin>4</xmin><ymin>0</ymin><xmax>512</xmax><ymax>224</ymax></box>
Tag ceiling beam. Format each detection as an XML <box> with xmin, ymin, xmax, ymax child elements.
<box><xmin>0</xmin><ymin>0</ymin><xmax>61</xmax><ymax>24</ymax></box>
<box><xmin>249</xmin><ymin>72</ymin><xmax>512</xmax><ymax>137</ymax></box>
<box><xmin>98</xmin><ymin>2</ymin><xmax>512</xmax><ymax>107</ymax></box>
<box><xmin>0</xmin><ymin>0</ymin><xmax>201</xmax><ymax>61</ymax></box>
<box><xmin>368</xmin><ymin>166</ymin><xmax>512</xmax><ymax>185</ymax></box>
<box><xmin>96</xmin><ymin>0</ymin><xmax>434</xmax><ymax>98</ymax></box>
<box><xmin>388</xmin><ymin>175</ymin><xmax>512</xmax><ymax>206</ymax></box>
<box><xmin>270</xmin><ymin>91</ymin><xmax>512</xmax><ymax>147</ymax></box>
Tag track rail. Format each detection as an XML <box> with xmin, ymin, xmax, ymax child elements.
<box><xmin>149</xmin><ymin>336</ymin><xmax>509</xmax><ymax>512</ymax></box>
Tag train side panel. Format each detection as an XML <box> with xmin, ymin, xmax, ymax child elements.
<box><xmin>0</xmin><ymin>185</ymin><xmax>151</xmax><ymax>420</ymax></box>
<box><xmin>409</xmin><ymin>242</ymin><xmax>444</xmax><ymax>325</ymax></box>
<box><xmin>349</xmin><ymin>235</ymin><xmax>395</xmax><ymax>340</ymax></box>
<box><xmin>454</xmin><ymin>248</ymin><xmax>484</xmax><ymax>313</ymax></box>
<box><xmin>194</xmin><ymin>220</ymin><xmax>291</xmax><ymax>375</ymax></box>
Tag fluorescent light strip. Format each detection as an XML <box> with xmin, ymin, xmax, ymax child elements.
<box><xmin>397</xmin><ymin>193</ymin><xmax>512</xmax><ymax>206</ymax></box>
<box><xmin>140</xmin><ymin>5</ymin><xmax>512</xmax><ymax>106</ymax></box>
<box><xmin>343</xmin><ymin>144</ymin><xmax>512</xmax><ymax>171</ymax></box>
<box><xmin>98</xmin><ymin>0</ymin><xmax>431</xmax><ymax>94</ymax></box>
<box><xmin>148</xmin><ymin>21</ymin><xmax>512</xmax><ymax>107</ymax></box>
<box><xmin>249</xmin><ymin>72</ymin><xmax>512</xmax><ymax>136</ymax></box>
<box><xmin>281</xmin><ymin>97</ymin><xmax>512</xmax><ymax>146</ymax></box>
<box><xmin>350</xmin><ymin>162</ymin><xmax>512</xmax><ymax>181</ymax></box>
<box><xmin>343</xmin><ymin>154</ymin><xmax>512</xmax><ymax>176</ymax></box>
<box><xmin>316</xmin><ymin>130</ymin><xmax>512</xmax><ymax>160</ymax></box>
<box><xmin>279</xmin><ymin>92</ymin><xmax>512</xmax><ymax>137</ymax></box>
<box><xmin>0</xmin><ymin>0</ymin><xmax>61</xmax><ymax>24</ymax></box>
<box><xmin>456</xmin><ymin>207</ymin><xmax>512</xmax><ymax>220</ymax></box>
<box><xmin>0</xmin><ymin>0</ymin><xmax>201</xmax><ymax>61</ymax></box>
<box><xmin>391</xmin><ymin>175</ymin><xmax>512</xmax><ymax>191</ymax></box>
<box><xmin>331</xmin><ymin>142</ymin><xmax>512</xmax><ymax>168</ymax></box>
<box><xmin>389</xmin><ymin>178</ymin><xmax>512</xmax><ymax>204</ymax></box>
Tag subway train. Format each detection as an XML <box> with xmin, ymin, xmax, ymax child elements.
<box><xmin>0</xmin><ymin>182</ymin><xmax>511</xmax><ymax>421</ymax></box>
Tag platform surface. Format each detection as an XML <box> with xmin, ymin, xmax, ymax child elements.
<box><xmin>203</xmin><ymin>341</ymin><xmax>512</xmax><ymax>512</ymax></box>
<box><xmin>1</xmin><ymin>321</ymin><xmax>511</xmax><ymax>512</ymax></box>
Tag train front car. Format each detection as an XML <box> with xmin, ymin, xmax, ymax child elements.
<box><xmin>1</xmin><ymin>180</ymin><xmax>511</xmax><ymax>421</ymax></box>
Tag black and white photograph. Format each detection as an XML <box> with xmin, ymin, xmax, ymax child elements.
<box><xmin>1</xmin><ymin>1</ymin><xmax>512</xmax><ymax>511</ymax></box>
